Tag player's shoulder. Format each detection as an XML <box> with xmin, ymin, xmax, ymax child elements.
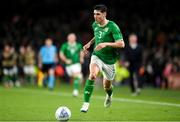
<box><xmin>51</xmin><ymin>45</ymin><xmax>57</xmax><ymax>50</ymax></box>
<box><xmin>61</xmin><ymin>42</ymin><xmax>68</xmax><ymax>46</ymax></box>
<box><xmin>92</xmin><ymin>21</ymin><xmax>98</xmax><ymax>27</ymax></box>
<box><xmin>92</xmin><ymin>21</ymin><xmax>96</xmax><ymax>25</ymax></box>
<box><xmin>40</xmin><ymin>45</ymin><xmax>46</xmax><ymax>50</ymax></box>
<box><xmin>76</xmin><ymin>42</ymin><xmax>83</xmax><ymax>47</ymax></box>
<box><xmin>59</xmin><ymin>43</ymin><xmax>67</xmax><ymax>50</ymax></box>
<box><xmin>108</xmin><ymin>20</ymin><xmax>119</xmax><ymax>27</ymax></box>
<box><xmin>76</xmin><ymin>42</ymin><xmax>82</xmax><ymax>45</ymax></box>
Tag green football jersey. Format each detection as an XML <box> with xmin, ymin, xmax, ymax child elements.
<box><xmin>92</xmin><ymin>20</ymin><xmax>123</xmax><ymax>64</ymax></box>
<box><xmin>60</xmin><ymin>42</ymin><xmax>82</xmax><ymax>65</ymax></box>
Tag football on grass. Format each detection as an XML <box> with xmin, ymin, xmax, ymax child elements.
<box><xmin>55</xmin><ymin>106</ymin><xmax>71</xmax><ymax>121</ymax></box>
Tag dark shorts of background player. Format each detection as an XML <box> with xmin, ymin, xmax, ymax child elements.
<box><xmin>3</xmin><ymin>66</ymin><xmax>14</xmax><ymax>70</ymax></box>
<box><xmin>41</xmin><ymin>63</ymin><xmax>56</xmax><ymax>73</ymax></box>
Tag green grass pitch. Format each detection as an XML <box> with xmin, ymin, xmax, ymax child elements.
<box><xmin>0</xmin><ymin>83</ymin><xmax>180</xmax><ymax>121</ymax></box>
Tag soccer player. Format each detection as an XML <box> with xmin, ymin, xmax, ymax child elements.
<box><xmin>2</xmin><ymin>43</ymin><xmax>19</xmax><ymax>88</ymax></box>
<box><xmin>23</xmin><ymin>44</ymin><xmax>36</xmax><ymax>84</ymax></box>
<box><xmin>60</xmin><ymin>33</ymin><xmax>84</xmax><ymax>97</ymax></box>
<box><xmin>80</xmin><ymin>4</ymin><xmax>125</xmax><ymax>112</ymax></box>
<box><xmin>38</xmin><ymin>38</ymin><xmax>58</xmax><ymax>90</ymax></box>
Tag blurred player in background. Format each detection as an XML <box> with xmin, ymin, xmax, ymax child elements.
<box><xmin>38</xmin><ymin>38</ymin><xmax>58</xmax><ymax>90</ymax></box>
<box><xmin>2</xmin><ymin>42</ymin><xmax>19</xmax><ymax>88</ymax></box>
<box><xmin>60</xmin><ymin>33</ymin><xmax>84</xmax><ymax>97</ymax></box>
<box><xmin>80</xmin><ymin>4</ymin><xmax>125</xmax><ymax>112</ymax></box>
<box><xmin>23</xmin><ymin>44</ymin><xmax>36</xmax><ymax>85</ymax></box>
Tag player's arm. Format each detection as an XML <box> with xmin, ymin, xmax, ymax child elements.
<box><xmin>95</xmin><ymin>39</ymin><xmax>125</xmax><ymax>51</ymax></box>
<box><xmin>54</xmin><ymin>47</ymin><xmax>59</xmax><ymax>64</ymax></box>
<box><xmin>38</xmin><ymin>52</ymin><xmax>42</xmax><ymax>68</ymax></box>
<box><xmin>80</xmin><ymin>50</ymin><xmax>84</xmax><ymax>64</ymax></box>
<box><xmin>95</xmin><ymin>23</ymin><xmax>125</xmax><ymax>51</ymax></box>
<box><xmin>59</xmin><ymin>51</ymin><xmax>72</xmax><ymax>64</ymax></box>
<box><xmin>54</xmin><ymin>53</ymin><xmax>59</xmax><ymax>64</ymax></box>
<box><xmin>83</xmin><ymin>37</ymin><xmax>95</xmax><ymax>50</ymax></box>
<box><xmin>83</xmin><ymin>37</ymin><xmax>95</xmax><ymax>56</ymax></box>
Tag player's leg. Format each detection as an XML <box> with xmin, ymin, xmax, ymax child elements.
<box><xmin>12</xmin><ymin>66</ymin><xmax>20</xmax><ymax>87</ymax></box>
<box><xmin>103</xmin><ymin>79</ymin><xmax>113</xmax><ymax>108</ymax></box>
<box><xmin>42</xmin><ymin>64</ymin><xmax>48</xmax><ymax>87</ymax></box>
<box><xmin>85</xmin><ymin>63</ymin><xmax>100</xmax><ymax>101</ymax></box>
<box><xmin>102</xmin><ymin>63</ymin><xmax>115</xmax><ymax>108</ymax></box>
<box><xmin>71</xmin><ymin>64</ymin><xmax>82</xmax><ymax>97</ymax></box>
<box><xmin>72</xmin><ymin>73</ymin><xmax>82</xmax><ymax>96</ymax></box>
<box><xmin>24</xmin><ymin>65</ymin><xmax>35</xmax><ymax>85</ymax></box>
<box><xmin>48</xmin><ymin>68</ymin><xmax>55</xmax><ymax>90</ymax></box>
<box><xmin>2</xmin><ymin>68</ymin><xmax>12</xmax><ymax>88</ymax></box>
<box><xmin>80</xmin><ymin>63</ymin><xmax>100</xmax><ymax>112</ymax></box>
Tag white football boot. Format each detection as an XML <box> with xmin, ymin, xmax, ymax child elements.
<box><xmin>104</xmin><ymin>93</ymin><xmax>113</xmax><ymax>108</ymax></box>
<box><xmin>73</xmin><ymin>89</ymin><xmax>79</xmax><ymax>97</ymax></box>
<box><xmin>80</xmin><ymin>102</ymin><xmax>89</xmax><ymax>113</ymax></box>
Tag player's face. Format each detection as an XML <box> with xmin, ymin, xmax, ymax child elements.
<box><xmin>94</xmin><ymin>10</ymin><xmax>106</xmax><ymax>23</ymax></box>
<box><xmin>45</xmin><ymin>38</ymin><xmax>52</xmax><ymax>46</ymax></box>
<box><xmin>67</xmin><ymin>33</ymin><xmax>76</xmax><ymax>44</ymax></box>
<box><xmin>4</xmin><ymin>45</ymin><xmax>11</xmax><ymax>51</ymax></box>
<box><xmin>129</xmin><ymin>35</ymin><xmax>138</xmax><ymax>44</ymax></box>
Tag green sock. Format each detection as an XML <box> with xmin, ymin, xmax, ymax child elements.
<box><xmin>29</xmin><ymin>75</ymin><xmax>35</xmax><ymax>85</ymax></box>
<box><xmin>84</xmin><ymin>79</ymin><xmax>94</xmax><ymax>102</ymax></box>
<box><xmin>25</xmin><ymin>75</ymin><xmax>30</xmax><ymax>83</ymax></box>
<box><xmin>73</xmin><ymin>77</ymin><xmax>80</xmax><ymax>90</ymax></box>
<box><xmin>106</xmin><ymin>86</ymin><xmax>113</xmax><ymax>97</ymax></box>
<box><xmin>3</xmin><ymin>75</ymin><xmax>11</xmax><ymax>82</ymax></box>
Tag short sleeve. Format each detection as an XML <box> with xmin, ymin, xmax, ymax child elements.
<box><xmin>60</xmin><ymin>44</ymin><xmax>66</xmax><ymax>54</ymax></box>
<box><xmin>79</xmin><ymin>43</ymin><xmax>83</xmax><ymax>50</ymax></box>
<box><xmin>39</xmin><ymin>47</ymin><xmax>43</xmax><ymax>56</ymax></box>
<box><xmin>111</xmin><ymin>23</ymin><xmax>123</xmax><ymax>41</ymax></box>
<box><xmin>54</xmin><ymin>46</ymin><xmax>57</xmax><ymax>53</ymax></box>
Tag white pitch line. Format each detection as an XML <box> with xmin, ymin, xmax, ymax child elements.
<box><xmin>94</xmin><ymin>95</ymin><xmax>180</xmax><ymax>108</ymax></box>
<box><xmin>1</xmin><ymin>88</ymin><xmax>180</xmax><ymax>108</ymax></box>
<box><xmin>56</xmin><ymin>91</ymin><xmax>180</xmax><ymax>108</ymax></box>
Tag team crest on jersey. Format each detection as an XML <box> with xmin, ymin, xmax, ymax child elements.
<box><xmin>104</xmin><ymin>27</ymin><xmax>109</xmax><ymax>32</ymax></box>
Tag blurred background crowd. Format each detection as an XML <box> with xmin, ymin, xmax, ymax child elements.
<box><xmin>0</xmin><ymin>0</ymin><xmax>179</xmax><ymax>90</ymax></box>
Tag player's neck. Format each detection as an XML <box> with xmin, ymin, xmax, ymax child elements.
<box><xmin>99</xmin><ymin>19</ymin><xmax>109</xmax><ymax>27</ymax></box>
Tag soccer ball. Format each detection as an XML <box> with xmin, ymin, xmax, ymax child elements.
<box><xmin>55</xmin><ymin>106</ymin><xmax>71</xmax><ymax>121</ymax></box>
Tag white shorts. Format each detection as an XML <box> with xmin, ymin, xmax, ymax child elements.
<box><xmin>3</xmin><ymin>66</ymin><xmax>18</xmax><ymax>76</ymax></box>
<box><xmin>66</xmin><ymin>63</ymin><xmax>82</xmax><ymax>77</ymax></box>
<box><xmin>90</xmin><ymin>55</ymin><xmax>115</xmax><ymax>81</ymax></box>
<box><xmin>24</xmin><ymin>65</ymin><xmax>35</xmax><ymax>75</ymax></box>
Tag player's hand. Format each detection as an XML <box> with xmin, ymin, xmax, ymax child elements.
<box><xmin>38</xmin><ymin>63</ymin><xmax>42</xmax><ymax>69</ymax></box>
<box><xmin>80</xmin><ymin>57</ymin><xmax>84</xmax><ymax>64</ymax></box>
<box><xmin>83</xmin><ymin>49</ymin><xmax>89</xmax><ymax>57</ymax></box>
<box><xmin>94</xmin><ymin>43</ymin><xmax>107</xmax><ymax>51</ymax></box>
<box><xmin>83</xmin><ymin>42</ymin><xmax>91</xmax><ymax>50</ymax></box>
<box><xmin>83</xmin><ymin>43</ymin><xmax>91</xmax><ymax>56</ymax></box>
<box><xmin>65</xmin><ymin>59</ymin><xmax>72</xmax><ymax>64</ymax></box>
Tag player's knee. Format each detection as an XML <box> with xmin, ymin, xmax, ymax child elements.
<box><xmin>89</xmin><ymin>73</ymin><xmax>97</xmax><ymax>80</ymax></box>
<box><xmin>103</xmin><ymin>84</ymin><xmax>111</xmax><ymax>90</ymax></box>
<box><xmin>104</xmin><ymin>86</ymin><xmax>109</xmax><ymax>90</ymax></box>
<box><xmin>48</xmin><ymin>69</ymin><xmax>55</xmax><ymax>75</ymax></box>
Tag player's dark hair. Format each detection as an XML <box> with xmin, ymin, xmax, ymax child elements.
<box><xmin>93</xmin><ymin>4</ymin><xmax>107</xmax><ymax>13</ymax></box>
